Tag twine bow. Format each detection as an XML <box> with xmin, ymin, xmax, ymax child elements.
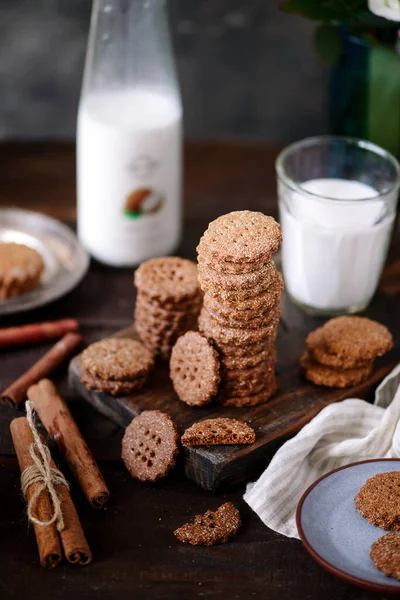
<box><xmin>21</xmin><ymin>401</ymin><xmax>69</xmax><ymax>531</ymax></box>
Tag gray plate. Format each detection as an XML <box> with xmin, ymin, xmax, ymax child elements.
<box><xmin>296</xmin><ymin>459</ymin><xmax>400</xmax><ymax>594</ymax></box>
<box><xmin>0</xmin><ymin>208</ymin><xmax>89</xmax><ymax>315</ymax></box>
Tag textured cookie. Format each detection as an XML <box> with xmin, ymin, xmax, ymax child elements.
<box><xmin>371</xmin><ymin>532</ymin><xmax>400</xmax><ymax>581</ymax></box>
<box><xmin>197</xmin><ymin>258</ymin><xmax>278</xmax><ymax>291</ymax></box>
<box><xmin>220</xmin><ymin>346</ymin><xmax>276</xmax><ymax>370</ymax></box>
<box><xmin>199</xmin><ymin>306</ymin><xmax>279</xmax><ymax>346</ymax></box>
<box><xmin>218</xmin><ymin>378</ymin><xmax>278</xmax><ymax>407</ymax></box>
<box><xmin>301</xmin><ymin>351</ymin><xmax>372</xmax><ymax>388</ymax></box>
<box><xmin>203</xmin><ymin>287</ymin><xmax>282</xmax><ymax>321</ymax></box>
<box><xmin>218</xmin><ymin>336</ymin><xmax>276</xmax><ymax>358</ymax></box>
<box><xmin>134</xmin><ymin>257</ymin><xmax>200</xmax><ymax>302</ymax></box>
<box><xmin>181</xmin><ymin>418</ymin><xmax>255</xmax><ymax>446</ymax></box>
<box><xmin>355</xmin><ymin>472</ymin><xmax>400</xmax><ymax>530</ymax></box>
<box><xmin>170</xmin><ymin>332</ymin><xmax>220</xmax><ymax>406</ymax></box>
<box><xmin>137</xmin><ymin>316</ymin><xmax>199</xmax><ymax>361</ymax></box>
<box><xmin>206</xmin><ymin>301</ymin><xmax>280</xmax><ymax>330</ymax></box>
<box><xmin>221</xmin><ymin>368</ymin><xmax>276</xmax><ymax>396</ymax></box>
<box><xmin>137</xmin><ymin>290</ymin><xmax>203</xmax><ymax>313</ymax></box>
<box><xmin>80</xmin><ymin>368</ymin><xmax>146</xmax><ymax>396</ymax></box>
<box><xmin>135</xmin><ymin>294</ymin><xmax>202</xmax><ymax>322</ymax></box>
<box><xmin>197</xmin><ymin>211</ymin><xmax>282</xmax><ymax>264</ymax></box>
<box><xmin>174</xmin><ymin>502</ymin><xmax>241</xmax><ymax>546</ymax></box>
<box><xmin>121</xmin><ymin>411</ymin><xmax>179</xmax><ymax>482</ymax></box>
<box><xmin>199</xmin><ymin>273</ymin><xmax>281</xmax><ymax>303</ymax></box>
<box><xmin>202</xmin><ymin>273</ymin><xmax>283</xmax><ymax>309</ymax></box>
<box><xmin>81</xmin><ymin>338</ymin><xmax>154</xmax><ymax>381</ymax></box>
<box><xmin>306</xmin><ymin>327</ymin><xmax>371</xmax><ymax>369</ymax></box>
<box><xmin>135</xmin><ymin>305</ymin><xmax>196</xmax><ymax>336</ymax></box>
<box><xmin>322</xmin><ymin>316</ymin><xmax>393</xmax><ymax>362</ymax></box>
<box><xmin>222</xmin><ymin>356</ymin><xmax>276</xmax><ymax>382</ymax></box>
<box><xmin>197</xmin><ymin>253</ymin><xmax>268</xmax><ymax>274</ymax></box>
<box><xmin>0</xmin><ymin>242</ymin><xmax>44</xmax><ymax>299</ymax></box>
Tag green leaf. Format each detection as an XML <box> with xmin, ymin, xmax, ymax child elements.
<box><xmin>281</xmin><ymin>0</ymin><xmax>367</xmax><ymax>22</ymax></box>
<box><xmin>315</xmin><ymin>24</ymin><xmax>342</xmax><ymax>64</ymax></box>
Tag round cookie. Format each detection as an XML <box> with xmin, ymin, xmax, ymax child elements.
<box><xmin>202</xmin><ymin>273</ymin><xmax>284</xmax><ymax>309</ymax></box>
<box><xmin>218</xmin><ymin>378</ymin><xmax>278</xmax><ymax>407</ymax></box>
<box><xmin>81</xmin><ymin>338</ymin><xmax>154</xmax><ymax>381</ymax></box>
<box><xmin>222</xmin><ymin>356</ymin><xmax>276</xmax><ymax>382</ymax></box>
<box><xmin>197</xmin><ymin>258</ymin><xmax>278</xmax><ymax>291</ymax></box>
<box><xmin>206</xmin><ymin>300</ymin><xmax>280</xmax><ymax>330</ymax></box>
<box><xmin>197</xmin><ymin>253</ymin><xmax>267</xmax><ymax>274</ymax></box>
<box><xmin>170</xmin><ymin>331</ymin><xmax>220</xmax><ymax>406</ymax></box>
<box><xmin>121</xmin><ymin>410</ymin><xmax>179</xmax><ymax>482</ymax></box>
<box><xmin>136</xmin><ymin>290</ymin><xmax>203</xmax><ymax>317</ymax></box>
<box><xmin>220</xmin><ymin>346</ymin><xmax>276</xmax><ymax>370</ymax></box>
<box><xmin>306</xmin><ymin>327</ymin><xmax>371</xmax><ymax>369</ymax></box>
<box><xmin>218</xmin><ymin>335</ymin><xmax>277</xmax><ymax>358</ymax></box>
<box><xmin>199</xmin><ymin>306</ymin><xmax>279</xmax><ymax>346</ymax></box>
<box><xmin>203</xmin><ymin>286</ymin><xmax>282</xmax><ymax>321</ymax></box>
<box><xmin>355</xmin><ymin>472</ymin><xmax>400</xmax><ymax>530</ymax></box>
<box><xmin>199</xmin><ymin>273</ymin><xmax>281</xmax><ymax>303</ymax></box>
<box><xmin>0</xmin><ymin>242</ymin><xmax>44</xmax><ymax>299</ymax></box>
<box><xmin>322</xmin><ymin>316</ymin><xmax>393</xmax><ymax>362</ymax></box>
<box><xmin>134</xmin><ymin>257</ymin><xmax>200</xmax><ymax>302</ymax></box>
<box><xmin>300</xmin><ymin>351</ymin><xmax>372</xmax><ymax>388</ymax></box>
<box><xmin>197</xmin><ymin>211</ymin><xmax>282</xmax><ymax>264</ymax></box>
<box><xmin>371</xmin><ymin>532</ymin><xmax>400</xmax><ymax>581</ymax></box>
<box><xmin>80</xmin><ymin>368</ymin><xmax>146</xmax><ymax>396</ymax></box>
<box><xmin>221</xmin><ymin>368</ymin><xmax>276</xmax><ymax>395</ymax></box>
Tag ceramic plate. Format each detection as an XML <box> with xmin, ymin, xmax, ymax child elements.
<box><xmin>0</xmin><ymin>208</ymin><xmax>89</xmax><ymax>315</ymax></box>
<box><xmin>296</xmin><ymin>459</ymin><xmax>400</xmax><ymax>594</ymax></box>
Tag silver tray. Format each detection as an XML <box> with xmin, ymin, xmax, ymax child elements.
<box><xmin>0</xmin><ymin>208</ymin><xmax>89</xmax><ymax>315</ymax></box>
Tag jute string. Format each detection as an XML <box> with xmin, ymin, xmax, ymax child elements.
<box><xmin>21</xmin><ymin>401</ymin><xmax>69</xmax><ymax>531</ymax></box>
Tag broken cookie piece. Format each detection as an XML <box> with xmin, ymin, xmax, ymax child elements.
<box><xmin>174</xmin><ymin>502</ymin><xmax>241</xmax><ymax>546</ymax></box>
<box><xmin>181</xmin><ymin>418</ymin><xmax>255</xmax><ymax>446</ymax></box>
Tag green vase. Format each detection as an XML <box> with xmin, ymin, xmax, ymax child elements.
<box><xmin>330</xmin><ymin>30</ymin><xmax>400</xmax><ymax>157</ymax></box>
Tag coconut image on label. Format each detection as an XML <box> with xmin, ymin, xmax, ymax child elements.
<box><xmin>124</xmin><ymin>188</ymin><xmax>164</xmax><ymax>219</ymax></box>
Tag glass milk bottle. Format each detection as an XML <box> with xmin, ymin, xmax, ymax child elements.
<box><xmin>77</xmin><ymin>0</ymin><xmax>182</xmax><ymax>266</ymax></box>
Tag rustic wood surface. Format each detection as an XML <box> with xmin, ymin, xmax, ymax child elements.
<box><xmin>69</xmin><ymin>323</ymin><xmax>400</xmax><ymax>492</ymax></box>
<box><xmin>0</xmin><ymin>142</ymin><xmax>399</xmax><ymax>600</ymax></box>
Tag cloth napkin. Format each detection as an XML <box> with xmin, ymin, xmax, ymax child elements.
<box><xmin>244</xmin><ymin>362</ymin><xmax>400</xmax><ymax>539</ymax></box>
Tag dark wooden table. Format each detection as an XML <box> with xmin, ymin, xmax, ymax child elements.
<box><xmin>0</xmin><ymin>142</ymin><xmax>399</xmax><ymax>600</ymax></box>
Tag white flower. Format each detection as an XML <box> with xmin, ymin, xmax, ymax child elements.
<box><xmin>369</xmin><ymin>0</ymin><xmax>400</xmax><ymax>20</ymax></box>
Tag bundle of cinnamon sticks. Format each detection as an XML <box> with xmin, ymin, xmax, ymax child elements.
<box><xmin>2</xmin><ymin>319</ymin><xmax>110</xmax><ymax>568</ymax></box>
<box><xmin>10</xmin><ymin>379</ymin><xmax>110</xmax><ymax>568</ymax></box>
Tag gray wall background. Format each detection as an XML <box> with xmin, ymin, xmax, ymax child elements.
<box><xmin>0</xmin><ymin>0</ymin><xmax>328</xmax><ymax>142</ymax></box>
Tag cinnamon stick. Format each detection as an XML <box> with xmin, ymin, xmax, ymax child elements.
<box><xmin>46</xmin><ymin>450</ymin><xmax>93</xmax><ymax>565</ymax></box>
<box><xmin>10</xmin><ymin>417</ymin><xmax>62</xmax><ymax>569</ymax></box>
<box><xmin>28</xmin><ymin>379</ymin><xmax>109</xmax><ymax>508</ymax></box>
<box><xmin>0</xmin><ymin>319</ymin><xmax>79</xmax><ymax>349</ymax></box>
<box><xmin>2</xmin><ymin>332</ymin><xmax>82</xmax><ymax>409</ymax></box>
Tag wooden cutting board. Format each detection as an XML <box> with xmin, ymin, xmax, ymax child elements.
<box><xmin>68</xmin><ymin>323</ymin><xmax>399</xmax><ymax>491</ymax></box>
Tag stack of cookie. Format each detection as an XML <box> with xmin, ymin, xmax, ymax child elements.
<box><xmin>134</xmin><ymin>257</ymin><xmax>202</xmax><ymax>360</ymax></box>
<box><xmin>302</xmin><ymin>316</ymin><xmax>393</xmax><ymax>388</ymax></box>
<box><xmin>80</xmin><ymin>338</ymin><xmax>154</xmax><ymax>396</ymax></box>
<box><xmin>197</xmin><ymin>211</ymin><xmax>283</xmax><ymax>407</ymax></box>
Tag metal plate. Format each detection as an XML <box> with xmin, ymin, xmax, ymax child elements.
<box><xmin>0</xmin><ymin>208</ymin><xmax>89</xmax><ymax>315</ymax></box>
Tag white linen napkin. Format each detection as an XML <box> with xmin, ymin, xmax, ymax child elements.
<box><xmin>244</xmin><ymin>362</ymin><xmax>400</xmax><ymax>539</ymax></box>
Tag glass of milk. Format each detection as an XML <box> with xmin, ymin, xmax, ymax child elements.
<box><xmin>276</xmin><ymin>136</ymin><xmax>400</xmax><ymax>315</ymax></box>
<box><xmin>77</xmin><ymin>0</ymin><xmax>182</xmax><ymax>266</ymax></box>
